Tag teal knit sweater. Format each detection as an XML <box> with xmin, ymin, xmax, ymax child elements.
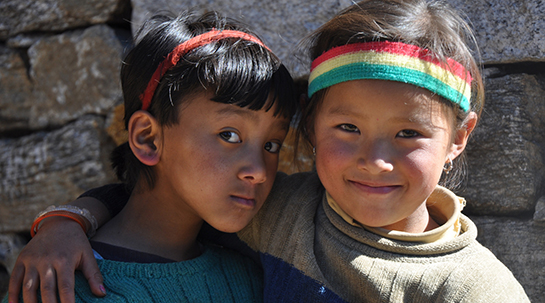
<box><xmin>9</xmin><ymin>245</ymin><xmax>263</xmax><ymax>303</ymax></box>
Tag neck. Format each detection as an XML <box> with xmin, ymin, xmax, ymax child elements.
<box><xmin>383</xmin><ymin>202</ymin><xmax>440</xmax><ymax>233</ymax></box>
<box><xmin>92</xmin><ymin>185</ymin><xmax>203</xmax><ymax>261</ymax></box>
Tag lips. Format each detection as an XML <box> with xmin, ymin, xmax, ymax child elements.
<box><xmin>349</xmin><ymin>180</ymin><xmax>400</xmax><ymax>195</ymax></box>
<box><xmin>230</xmin><ymin>195</ymin><xmax>256</xmax><ymax>209</ymax></box>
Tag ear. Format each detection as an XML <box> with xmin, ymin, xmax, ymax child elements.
<box><xmin>448</xmin><ymin>111</ymin><xmax>478</xmax><ymax>161</ymax></box>
<box><xmin>127</xmin><ymin>110</ymin><xmax>162</xmax><ymax>166</ymax></box>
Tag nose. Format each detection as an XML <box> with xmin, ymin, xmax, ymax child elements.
<box><xmin>356</xmin><ymin>139</ymin><xmax>394</xmax><ymax>174</ymax></box>
<box><xmin>237</xmin><ymin>148</ymin><xmax>267</xmax><ymax>184</ymax></box>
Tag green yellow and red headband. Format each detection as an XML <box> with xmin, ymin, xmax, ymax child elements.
<box><xmin>140</xmin><ymin>29</ymin><xmax>270</xmax><ymax>111</ymax></box>
<box><xmin>308</xmin><ymin>41</ymin><xmax>472</xmax><ymax>111</ymax></box>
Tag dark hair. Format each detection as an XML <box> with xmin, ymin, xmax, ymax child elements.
<box><xmin>296</xmin><ymin>0</ymin><xmax>484</xmax><ymax>189</ymax></box>
<box><xmin>112</xmin><ymin>11</ymin><xmax>298</xmax><ymax>192</ymax></box>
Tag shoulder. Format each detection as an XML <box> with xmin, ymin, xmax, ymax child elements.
<box><xmin>238</xmin><ymin>171</ymin><xmax>324</xmax><ymax>251</ymax></box>
<box><xmin>271</xmin><ymin>171</ymin><xmax>322</xmax><ymax>195</ymax></box>
<box><xmin>435</xmin><ymin>227</ymin><xmax>530</xmax><ymax>302</ymax></box>
<box><xmin>205</xmin><ymin>244</ymin><xmax>262</xmax><ymax>273</ymax></box>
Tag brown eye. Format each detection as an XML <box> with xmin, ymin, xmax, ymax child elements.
<box><xmin>339</xmin><ymin>124</ymin><xmax>359</xmax><ymax>133</ymax></box>
<box><xmin>397</xmin><ymin>130</ymin><xmax>420</xmax><ymax>138</ymax></box>
<box><xmin>264</xmin><ymin>142</ymin><xmax>281</xmax><ymax>153</ymax></box>
<box><xmin>219</xmin><ymin>131</ymin><xmax>241</xmax><ymax>143</ymax></box>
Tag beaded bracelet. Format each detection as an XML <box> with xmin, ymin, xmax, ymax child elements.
<box><xmin>31</xmin><ymin>205</ymin><xmax>98</xmax><ymax>238</ymax></box>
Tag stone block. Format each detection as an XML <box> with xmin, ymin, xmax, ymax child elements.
<box><xmin>0</xmin><ymin>46</ymin><xmax>34</xmax><ymax>133</ymax></box>
<box><xmin>0</xmin><ymin>0</ymin><xmax>130</xmax><ymax>40</ymax></box>
<box><xmin>471</xmin><ymin>216</ymin><xmax>545</xmax><ymax>303</ymax></box>
<box><xmin>0</xmin><ymin>233</ymin><xmax>27</xmax><ymax>274</ymax></box>
<box><xmin>0</xmin><ymin>233</ymin><xmax>26</xmax><ymax>302</ymax></box>
<box><xmin>534</xmin><ymin>195</ymin><xmax>545</xmax><ymax>222</ymax></box>
<box><xmin>0</xmin><ymin>116</ymin><xmax>117</xmax><ymax>233</ymax></box>
<box><xmin>460</xmin><ymin>72</ymin><xmax>545</xmax><ymax>215</ymax></box>
<box><xmin>27</xmin><ymin>25</ymin><xmax>127</xmax><ymax>130</ymax></box>
<box><xmin>449</xmin><ymin>0</ymin><xmax>545</xmax><ymax>64</ymax></box>
<box><xmin>130</xmin><ymin>0</ymin><xmax>355</xmax><ymax>78</ymax></box>
<box><xmin>1</xmin><ymin>25</ymin><xmax>128</xmax><ymax>133</ymax></box>
<box><xmin>129</xmin><ymin>0</ymin><xmax>545</xmax><ymax>75</ymax></box>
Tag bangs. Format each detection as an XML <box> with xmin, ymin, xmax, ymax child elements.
<box><xmin>153</xmin><ymin>40</ymin><xmax>297</xmax><ymax>122</ymax></box>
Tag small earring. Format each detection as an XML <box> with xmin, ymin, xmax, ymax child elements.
<box><xmin>312</xmin><ymin>146</ymin><xmax>316</xmax><ymax>156</ymax></box>
<box><xmin>443</xmin><ymin>158</ymin><xmax>453</xmax><ymax>175</ymax></box>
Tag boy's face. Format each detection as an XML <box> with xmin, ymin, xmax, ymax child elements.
<box><xmin>155</xmin><ymin>93</ymin><xmax>290</xmax><ymax>233</ymax></box>
<box><xmin>312</xmin><ymin>79</ymin><xmax>461</xmax><ymax>232</ymax></box>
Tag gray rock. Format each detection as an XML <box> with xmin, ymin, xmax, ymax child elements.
<box><xmin>534</xmin><ymin>195</ymin><xmax>545</xmax><ymax>222</ymax></box>
<box><xmin>471</xmin><ymin>216</ymin><xmax>545</xmax><ymax>302</ymax></box>
<box><xmin>7</xmin><ymin>33</ymin><xmax>55</xmax><ymax>49</ymax></box>
<box><xmin>460</xmin><ymin>72</ymin><xmax>545</xmax><ymax>215</ymax></box>
<box><xmin>0</xmin><ymin>0</ymin><xmax>130</xmax><ymax>40</ymax></box>
<box><xmin>0</xmin><ymin>233</ymin><xmax>27</xmax><ymax>274</ymax></box>
<box><xmin>0</xmin><ymin>46</ymin><xmax>34</xmax><ymax>133</ymax></box>
<box><xmin>449</xmin><ymin>0</ymin><xmax>545</xmax><ymax>64</ymax></box>
<box><xmin>128</xmin><ymin>0</ymin><xmax>545</xmax><ymax>74</ymax></box>
<box><xmin>0</xmin><ymin>116</ymin><xmax>117</xmax><ymax>233</ymax></box>
<box><xmin>1</xmin><ymin>25</ymin><xmax>128</xmax><ymax>133</ymax></box>
<box><xmin>130</xmin><ymin>0</ymin><xmax>355</xmax><ymax>78</ymax></box>
<box><xmin>27</xmin><ymin>25</ymin><xmax>127</xmax><ymax>129</ymax></box>
<box><xmin>0</xmin><ymin>233</ymin><xmax>26</xmax><ymax>302</ymax></box>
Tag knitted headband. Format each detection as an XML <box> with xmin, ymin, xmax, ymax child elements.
<box><xmin>308</xmin><ymin>41</ymin><xmax>472</xmax><ymax>112</ymax></box>
<box><xmin>140</xmin><ymin>29</ymin><xmax>271</xmax><ymax>111</ymax></box>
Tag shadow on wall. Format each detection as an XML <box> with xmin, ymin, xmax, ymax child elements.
<box><xmin>0</xmin><ymin>266</ymin><xmax>8</xmax><ymax>302</ymax></box>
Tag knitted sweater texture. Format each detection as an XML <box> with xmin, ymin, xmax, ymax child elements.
<box><xmin>9</xmin><ymin>245</ymin><xmax>263</xmax><ymax>303</ymax></box>
<box><xmin>75</xmin><ymin>172</ymin><xmax>530</xmax><ymax>302</ymax></box>
<box><xmin>237</xmin><ymin>172</ymin><xmax>530</xmax><ymax>303</ymax></box>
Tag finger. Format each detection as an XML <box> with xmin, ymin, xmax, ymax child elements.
<box><xmin>7</xmin><ymin>263</ymin><xmax>25</xmax><ymax>303</ymax></box>
<box><xmin>21</xmin><ymin>269</ymin><xmax>39</xmax><ymax>303</ymax></box>
<box><xmin>79</xmin><ymin>251</ymin><xmax>106</xmax><ymax>297</ymax></box>
<box><xmin>40</xmin><ymin>267</ymin><xmax>59</xmax><ymax>303</ymax></box>
<box><xmin>55</xmin><ymin>265</ymin><xmax>76</xmax><ymax>303</ymax></box>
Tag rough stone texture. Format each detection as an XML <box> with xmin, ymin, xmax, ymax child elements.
<box><xmin>0</xmin><ymin>25</ymin><xmax>129</xmax><ymax>133</ymax></box>
<box><xmin>460</xmin><ymin>71</ymin><xmax>545</xmax><ymax>215</ymax></box>
<box><xmin>27</xmin><ymin>25</ymin><xmax>128</xmax><ymax>130</ymax></box>
<box><xmin>130</xmin><ymin>0</ymin><xmax>356</xmax><ymax>78</ymax></box>
<box><xmin>0</xmin><ymin>46</ymin><xmax>34</xmax><ymax>133</ymax></box>
<box><xmin>534</xmin><ymin>195</ymin><xmax>545</xmax><ymax>222</ymax></box>
<box><xmin>0</xmin><ymin>0</ymin><xmax>130</xmax><ymax>40</ymax></box>
<box><xmin>471</xmin><ymin>216</ymin><xmax>545</xmax><ymax>303</ymax></box>
<box><xmin>129</xmin><ymin>0</ymin><xmax>545</xmax><ymax>76</ymax></box>
<box><xmin>0</xmin><ymin>233</ymin><xmax>26</xmax><ymax>302</ymax></box>
<box><xmin>449</xmin><ymin>0</ymin><xmax>545</xmax><ymax>64</ymax></box>
<box><xmin>0</xmin><ymin>234</ymin><xmax>27</xmax><ymax>275</ymax></box>
<box><xmin>0</xmin><ymin>0</ymin><xmax>545</xmax><ymax>301</ymax></box>
<box><xmin>0</xmin><ymin>116</ymin><xmax>117</xmax><ymax>233</ymax></box>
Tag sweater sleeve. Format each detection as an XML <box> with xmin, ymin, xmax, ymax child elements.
<box><xmin>78</xmin><ymin>183</ymin><xmax>130</xmax><ymax>217</ymax></box>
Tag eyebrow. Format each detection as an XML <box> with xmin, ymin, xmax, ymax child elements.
<box><xmin>328</xmin><ymin>105</ymin><xmax>444</xmax><ymax>130</ymax></box>
<box><xmin>215</xmin><ymin>106</ymin><xmax>260</xmax><ymax>123</ymax></box>
<box><xmin>215</xmin><ymin>105</ymin><xmax>291</xmax><ymax>131</ymax></box>
<box><xmin>327</xmin><ymin>106</ymin><xmax>354</xmax><ymax>117</ymax></box>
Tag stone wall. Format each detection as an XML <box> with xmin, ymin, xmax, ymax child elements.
<box><xmin>1</xmin><ymin>0</ymin><xmax>544</xmax><ymax>301</ymax></box>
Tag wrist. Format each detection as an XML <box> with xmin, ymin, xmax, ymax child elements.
<box><xmin>31</xmin><ymin>205</ymin><xmax>98</xmax><ymax>238</ymax></box>
<box><xmin>35</xmin><ymin>216</ymin><xmax>86</xmax><ymax>233</ymax></box>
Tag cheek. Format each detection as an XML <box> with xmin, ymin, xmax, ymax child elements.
<box><xmin>315</xmin><ymin>138</ymin><xmax>354</xmax><ymax>179</ymax></box>
<box><xmin>404</xmin><ymin>149</ymin><xmax>445</xmax><ymax>188</ymax></box>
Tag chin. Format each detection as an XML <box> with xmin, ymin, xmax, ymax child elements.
<box><xmin>213</xmin><ymin>221</ymin><xmax>250</xmax><ymax>233</ymax></box>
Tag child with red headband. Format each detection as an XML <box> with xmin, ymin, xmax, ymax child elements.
<box><xmin>5</xmin><ymin>10</ymin><xmax>297</xmax><ymax>303</ymax></box>
<box><xmin>7</xmin><ymin>1</ymin><xmax>530</xmax><ymax>302</ymax></box>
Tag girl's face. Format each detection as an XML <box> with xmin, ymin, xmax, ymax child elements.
<box><xmin>311</xmin><ymin>79</ymin><xmax>469</xmax><ymax>232</ymax></box>
<box><xmin>155</xmin><ymin>93</ymin><xmax>290</xmax><ymax>233</ymax></box>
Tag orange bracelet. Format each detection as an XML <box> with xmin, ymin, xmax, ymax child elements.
<box><xmin>30</xmin><ymin>212</ymin><xmax>87</xmax><ymax>237</ymax></box>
